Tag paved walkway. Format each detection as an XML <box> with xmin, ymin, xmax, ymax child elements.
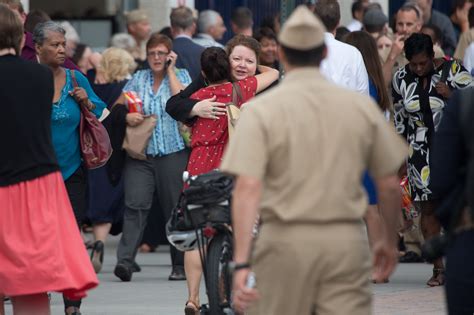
<box><xmin>4</xmin><ymin>236</ymin><xmax>446</xmax><ymax>314</ymax></box>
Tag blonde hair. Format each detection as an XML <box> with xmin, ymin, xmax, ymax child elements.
<box><xmin>100</xmin><ymin>47</ymin><xmax>136</xmax><ymax>83</ymax></box>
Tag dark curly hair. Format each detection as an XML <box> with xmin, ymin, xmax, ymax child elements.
<box><xmin>404</xmin><ymin>33</ymin><xmax>434</xmax><ymax>61</ymax></box>
<box><xmin>201</xmin><ymin>47</ymin><xmax>231</xmax><ymax>83</ymax></box>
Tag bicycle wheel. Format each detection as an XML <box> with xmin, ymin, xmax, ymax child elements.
<box><xmin>206</xmin><ymin>232</ymin><xmax>233</xmax><ymax>315</ymax></box>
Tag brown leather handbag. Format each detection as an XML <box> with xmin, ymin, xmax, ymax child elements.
<box><xmin>226</xmin><ymin>82</ymin><xmax>243</xmax><ymax>139</ymax></box>
<box><xmin>71</xmin><ymin>70</ymin><xmax>112</xmax><ymax>169</ymax></box>
<box><xmin>122</xmin><ymin>114</ymin><xmax>157</xmax><ymax>160</ymax></box>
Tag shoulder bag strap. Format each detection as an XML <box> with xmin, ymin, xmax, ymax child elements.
<box><xmin>70</xmin><ymin>69</ymin><xmax>79</xmax><ymax>88</ymax></box>
<box><xmin>439</xmin><ymin>60</ymin><xmax>453</xmax><ymax>84</ymax></box>
<box><xmin>232</xmin><ymin>82</ymin><xmax>243</xmax><ymax>106</ymax></box>
<box><xmin>416</xmin><ymin>77</ymin><xmax>435</xmax><ymax>145</ymax></box>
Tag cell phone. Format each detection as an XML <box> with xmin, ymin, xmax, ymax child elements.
<box><xmin>165</xmin><ymin>59</ymin><xmax>171</xmax><ymax>69</ymax></box>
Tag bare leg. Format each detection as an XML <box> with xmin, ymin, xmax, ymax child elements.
<box><xmin>184</xmin><ymin>249</ymin><xmax>202</xmax><ymax>306</ymax></box>
<box><xmin>418</xmin><ymin>201</ymin><xmax>444</xmax><ymax>285</ymax></box>
<box><xmin>93</xmin><ymin>223</ymin><xmax>112</xmax><ymax>243</ymax></box>
<box><xmin>11</xmin><ymin>293</ymin><xmax>50</xmax><ymax>315</ymax></box>
<box><xmin>90</xmin><ymin>223</ymin><xmax>111</xmax><ymax>274</ymax></box>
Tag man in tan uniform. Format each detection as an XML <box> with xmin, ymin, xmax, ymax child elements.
<box><xmin>221</xmin><ymin>6</ymin><xmax>407</xmax><ymax>315</ymax></box>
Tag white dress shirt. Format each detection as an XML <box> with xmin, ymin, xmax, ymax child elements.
<box><xmin>192</xmin><ymin>33</ymin><xmax>224</xmax><ymax>49</ymax></box>
<box><xmin>320</xmin><ymin>32</ymin><xmax>369</xmax><ymax>95</ymax></box>
<box><xmin>464</xmin><ymin>42</ymin><xmax>474</xmax><ymax>75</ymax></box>
<box><xmin>346</xmin><ymin>19</ymin><xmax>363</xmax><ymax>32</ymax></box>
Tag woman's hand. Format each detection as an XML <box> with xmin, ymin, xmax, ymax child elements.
<box><xmin>166</xmin><ymin>51</ymin><xmax>178</xmax><ymax>72</ymax></box>
<box><xmin>70</xmin><ymin>87</ymin><xmax>88</xmax><ymax>104</ymax></box>
<box><xmin>126</xmin><ymin>113</ymin><xmax>144</xmax><ymax>126</ymax></box>
<box><xmin>70</xmin><ymin>87</ymin><xmax>95</xmax><ymax>110</ymax></box>
<box><xmin>435</xmin><ymin>82</ymin><xmax>452</xmax><ymax>99</ymax></box>
<box><xmin>190</xmin><ymin>95</ymin><xmax>227</xmax><ymax>120</ymax></box>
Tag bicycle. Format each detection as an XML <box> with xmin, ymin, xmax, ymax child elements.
<box><xmin>167</xmin><ymin>170</ymin><xmax>234</xmax><ymax>315</ymax></box>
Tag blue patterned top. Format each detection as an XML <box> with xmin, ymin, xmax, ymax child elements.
<box><xmin>123</xmin><ymin>68</ymin><xmax>191</xmax><ymax>157</ymax></box>
<box><xmin>51</xmin><ymin>69</ymin><xmax>106</xmax><ymax>180</ymax></box>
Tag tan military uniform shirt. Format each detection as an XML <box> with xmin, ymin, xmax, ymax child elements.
<box><xmin>221</xmin><ymin>67</ymin><xmax>407</xmax><ymax>224</ymax></box>
<box><xmin>454</xmin><ymin>29</ymin><xmax>474</xmax><ymax>60</ymax></box>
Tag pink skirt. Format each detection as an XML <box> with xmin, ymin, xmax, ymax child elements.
<box><xmin>0</xmin><ymin>172</ymin><xmax>98</xmax><ymax>299</ymax></box>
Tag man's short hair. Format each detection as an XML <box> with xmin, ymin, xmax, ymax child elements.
<box><xmin>314</xmin><ymin>0</ymin><xmax>340</xmax><ymax>32</ymax></box>
<box><xmin>231</xmin><ymin>7</ymin><xmax>253</xmax><ymax>29</ymax></box>
<box><xmin>281</xmin><ymin>43</ymin><xmax>326</xmax><ymax>67</ymax></box>
<box><xmin>198</xmin><ymin>10</ymin><xmax>220</xmax><ymax>34</ymax></box>
<box><xmin>351</xmin><ymin>1</ymin><xmax>366</xmax><ymax>18</ymax></box>
<box><xmin>0</xmin><ymin>0</ymin><xmax>23</xmax><ymax>14</ymax></box>
<box><xmin>0</xmin><ymin>3</ymin><xmax>23</xmax><ymax>55</ymax></box>
<box><xmin>24</xmin><ymin>9</ymin><xmax>51</xmax><ymax>34</ymax></box>
<box><xmin>398</xmin><ymin>3</ymin><xmax>421</xmax><ymax>20</ymax></box>
<box><xmin>170</xmin><ymin>6</ymin><xmax>194</xmax><ymax>30</ymax></box>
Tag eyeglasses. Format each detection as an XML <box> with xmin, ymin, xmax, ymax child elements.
<box><xmin>147</xmin><ymin>51</ymin><xmax>169</xmax><ymax>58</ymax></box>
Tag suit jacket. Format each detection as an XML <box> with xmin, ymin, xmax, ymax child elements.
<box><xmin>173</xmin><ymin>36</ymin><xmax>205</xmax><ymax>80</ymax></box>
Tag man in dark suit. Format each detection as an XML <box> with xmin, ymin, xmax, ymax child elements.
<box><xmin>170</xmin><ymin>6</ymin><xmax>205</xmax><ymax>80</ymax></box>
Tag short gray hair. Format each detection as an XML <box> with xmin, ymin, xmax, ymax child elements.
<box><xmin>198</xmin><ymin>10</ymin><xmax>220</xmax><ymax>34</ymax></box>
<box><xmin>32</xmin><ymin>21</ymin><xmax>66</xmax><ymax>45</ymax></box>
<box><xmin>110</xmin><ymin>32</ymin><xmax>137</xmax><ymax>53</ymax></box>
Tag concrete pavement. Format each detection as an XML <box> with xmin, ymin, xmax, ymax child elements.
<box><xmin>4</xmin><ymin>236</ymin><xmax>446</xmax><ymax>315</ymax></box>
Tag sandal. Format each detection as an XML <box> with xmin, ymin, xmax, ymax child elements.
<box><xmin>184</xmin><ymin>300</ymin><xmax>200</xmax><ymax>315</ymax></box>
<box><xmin>427</xmin><ymin>268</ymin><xmax>445</xmax><ymax>287</ymax></box>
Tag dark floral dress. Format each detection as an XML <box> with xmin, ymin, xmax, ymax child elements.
<box><xmin>393</xmin><ymin>60</ymin><xmax>472</xmax><ymax>201</ymax></box>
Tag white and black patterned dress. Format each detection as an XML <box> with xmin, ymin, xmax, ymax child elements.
<box><xmin>393</xmin><ymin>60</ymin><xmax>472</xmax><ymax>201</ymax></box>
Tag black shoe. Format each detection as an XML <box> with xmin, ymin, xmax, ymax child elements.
<box><xmin>90</xmin><ymin>241</ymin><xmax>104</xmax><ymax>273</ymax></box>
<box><xmin>114</xmin><ymin>263</ymin><xmax>132</xmax><ymax>282</ymax></box>
<box><xmin>168</xmin><ymin>266</ymin><xmax>186</xmax><ymax>281</ymax></box>
<box><xmin>131</xmin><ymin>261</ymin><xmax>142</xmax><ymax>273</ymax></box>
<box><xmin>399</xmin><ymin>251</ymin><xmax>424</xmax><ymax>263</ymax></box>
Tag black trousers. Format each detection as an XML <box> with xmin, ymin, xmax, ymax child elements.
<box><xmin>63</xmin><ymin>166</ymin><xmax>87</xmax><ymax>308</ymax></box>
<box><xmin>445</xmin><ymin>229</ymin><xmax>474</xmax><ymax>315</ymax></box>
<box><xmin>64</xmin><ymin>166</ymin><xmax>87</xmax><ymax>227</ymax></box>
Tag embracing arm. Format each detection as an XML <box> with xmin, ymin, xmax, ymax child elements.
<box><xmin>255</xmin><ymin>65</ymin><xmax>279</xmax><ymax>93</ymax></box>
<box><xmin>166</xmin><ymin>74</ymin><xmax>205</xmax><ymax>122</ymax></box>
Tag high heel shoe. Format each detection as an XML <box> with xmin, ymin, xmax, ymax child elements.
<box><xmin>90</xmin><ymin>240</ymin><xmax>104</xmax><ymax>273</ymax></box>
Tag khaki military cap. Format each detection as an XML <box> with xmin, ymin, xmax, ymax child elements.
<box><xmin>278</xmin><ymin>5</ymin><xmax>326</xmax><ymax>50</ymax></box>
<box><xmin>126</xmin><ymin>9</ymin><xmax>149</xmax><ymax>24</ymax></box>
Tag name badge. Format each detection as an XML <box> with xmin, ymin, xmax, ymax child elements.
<box><xmin>415</xmin><ymin>127</ymin><xmax>428</xmax><ymax>142</ymax></box>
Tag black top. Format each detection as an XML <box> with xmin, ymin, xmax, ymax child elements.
<box><xmin>91</xmin><ymin>79</ymin><xmax>129</xmax><ymax>186</ymax></box>
<box><xmin>0</xmin><ymin>55</ymin><xmax>59</xmax><ymax>187</ymax></box>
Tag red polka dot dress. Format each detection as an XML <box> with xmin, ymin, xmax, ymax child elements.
<box><xmin>188</xmin><ymin>76</ymin><xmax>257</xmax><ymax>176</ymax></box>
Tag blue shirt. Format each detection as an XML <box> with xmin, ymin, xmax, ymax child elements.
<box><xmin>51</xmin><ymin>69</ymin><xmax>106</xmax><ymax>180</ymax></box>
<box><xmin>123</xmin><ymin>68</ymin><xmax>191</xmax><ymax>157</ymax></box>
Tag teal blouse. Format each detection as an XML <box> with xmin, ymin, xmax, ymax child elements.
<box><xmin>51</xmin><ymin>69</ymin><xmax>106</xmax><ymax>180</ymax></box>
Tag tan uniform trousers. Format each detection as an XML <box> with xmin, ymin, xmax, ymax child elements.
<box><xmin>248</xmin><ymin>221</ymin><xmax>372</xmax><ymax>315</ymax></box>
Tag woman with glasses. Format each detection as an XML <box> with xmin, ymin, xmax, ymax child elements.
<box><xmin>114</xmin><ymin>33</ymin><xmax>192</xmax><ymax>282</ymax></box>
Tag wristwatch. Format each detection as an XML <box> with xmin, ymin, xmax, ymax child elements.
<box><xmin>228</xmin><ymin>261</ymin><xmax>251</xmax><ymax>273</ymax></box>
